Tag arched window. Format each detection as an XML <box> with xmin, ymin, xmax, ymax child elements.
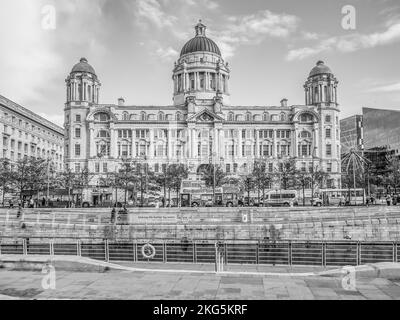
<box><xmin>300</xmin><ymin>113</ymin><xmax>314</xmax><ymax>123</ymax></box>
<box><xmin>228</xmin><ymin>112</ymin><xmax>234</xmax><ymax>121</ymax></box>
<box><xmin>300</xmin><ymin>130</ymin><xmax>312</xmax><ymax>139</ymax></box>
<box><xmin>280</xmin><ymin>113</ymin><xmax>286</xmax><ymax>122</ymax></box>
<box><xmin>94</xmin><ymin>112</ymin><xmax>110</xmax><ymax>122</ymax></box>
<box><xmin>97</xmin><ymin>130</ymin><xmax>110</xmax><ymax>138</ymax></box>
<box><xmin>140</xmin><ymin>112</ymin><xmax>146</xmax><ymax>121</ymax></box>
<box><xmin>122</xmin><ymin>112</ymin><xmax>129</xmax><ymax>121</ymax></box>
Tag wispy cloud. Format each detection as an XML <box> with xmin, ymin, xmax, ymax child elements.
<box><xmin>153</xmin><ymin>46</ymin><xmax>178</xmax><ymax>62</ymax></box>
<box><xmin>368</xmin><ymin>82</ymin><xmax>400</xmax><ymax>93</ymax></box>
<box><xmin>39</xmin><ymin>113</ymin><xmax>64</xmax><ymax>127</ymax></box>
<box><xmin>287</xmin><ymin>20</ymin><xmax>400</xmax><ymax>61</ymax></box>
<box><xmin>211</xmin><ymin>10</ymin><xmax>300</xmax><ymax>58</ymax></box>
<box><xmin>134</xmin><ymin>0</ymin><xmax>177</xmax><ymax>29</ymax></box>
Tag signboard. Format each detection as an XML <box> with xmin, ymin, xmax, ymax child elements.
<box><xmin>130</xmin><ymin>214</ymin><xmax>178</xmax><ymax>224</ymax></box>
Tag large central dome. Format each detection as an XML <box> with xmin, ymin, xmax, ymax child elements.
<box><xmin>180</xmin><ymin>21</ymin><xmax>221</xmax><ymax>57</ymax></box>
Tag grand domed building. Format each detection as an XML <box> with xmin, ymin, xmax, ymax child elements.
<box><xmin>64</xmin><ymin>21</ymin><xmax>341</xmax><ymax>205</ymax></box>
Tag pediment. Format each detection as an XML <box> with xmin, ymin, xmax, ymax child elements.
<box><xmin>188</xmin><ymin>108</ymin><xmax>224</xmax><ymax>123</ymax></box>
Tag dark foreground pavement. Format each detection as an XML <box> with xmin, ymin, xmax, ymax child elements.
<box><xmin>0</xmin><ymin>255</ymin><xmax>400</xmax><ymax>300</ymax></box>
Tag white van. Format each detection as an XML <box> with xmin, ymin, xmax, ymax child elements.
<box><xmin>263</xmin><ymin>190</ymin><xmax>299</xmax><ymax>207</ymax></box>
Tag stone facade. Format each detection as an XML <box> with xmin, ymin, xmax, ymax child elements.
<box><xmin>0</xmin><ymin>95</ymin><xmax>64</xmax><ymax>171</ymax></box>
<box><xmin>64</xmin><ymin>22</ymin><xmax>341</xmax><ymax>203</ymax></box>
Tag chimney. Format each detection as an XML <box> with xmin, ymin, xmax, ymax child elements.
<box><xmin>118</xmin><ymin>97</ymin><xmax>125</xmax><ymax>106</ymax></box>
<box><xmin>280</xmin><ymin>99</ymin><xmax>288</xmax><ymax>107</ymax></box>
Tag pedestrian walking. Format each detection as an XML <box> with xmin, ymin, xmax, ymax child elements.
<box><xmin>17</xmin><ymin>205</ymin><xmax>22</xmax><ymax>219</ymax></box>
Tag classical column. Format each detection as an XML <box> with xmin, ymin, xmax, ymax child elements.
<box><xmin>193</xmin><ymin>129</ymin><xmax>198</xmax><ymax>159</ymax></box>
<box><xmin>335</xmin><ymin>86</ymin><xmax>338</xmax><ymax>104</ymax></box>
<box><xmin>187</xmin><ymin>128</ymin><xmax>191</xmax><ymax>158</ymax></box>
<box><xmin>149</xmin><ymin>130</ymin><xmax>155</xmax><ymax>159</ymax></box>
<box><xmin>89</xmin><ymin>128</ymin><xmax>95</xmax><ymax>157</ymax></box>
<box><xmin>238</xmin><ymin>129</ymin><xmax>243</xmax><ymax>159</ymax></box>
<box><xmin>132</xmin><ymin>130</ymin><xmax>136</xmax><ymax>159</ymax></box>
<box><xmin>168</xmin><ymin>129</ymin><xmax>173</xmax><ymax>159</ymax></box>
<box><xmin>293</xmin><ymin>126</ymin><xmax>298</xmax><ymax>158</ymax></box>
<box><xmin>313</xmin><ymin>123</ymin><xmax>320</xmax><ymax>157</ymax></box>
<box><xmin>255</xmin><ymin>129</ymin><xmax>259</xmax><ymax>159</ymax></box>
<box><xmin>213</xmin><ymin>128</ymin><xmax>218</xmax><ymax>157</ymax></box>
<box><xmin>110</xmin><ymin>126</ymin><xmax>117</xmax><ymax>158</ymax></box>
<box><xmin>273</xmin><ymin>130</ymin><xmax>278</xmax><ymax>158</ymax></box>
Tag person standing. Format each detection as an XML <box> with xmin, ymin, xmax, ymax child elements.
<box><xmin>386</xmin><ymin>195</ymin><xmax>392</xmax><ymax>206</ymax></box>
<box><xmin>110</xmin><ymin>206</ymin><xmax>116</xmax><ymax>224</ymax></box>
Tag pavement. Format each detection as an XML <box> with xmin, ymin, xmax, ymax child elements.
<box><xmin>1</xmin><ymin>255</ymin><xmax>400</xmax><ymax>300</ymax></box>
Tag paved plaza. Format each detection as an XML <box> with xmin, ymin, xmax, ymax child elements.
<box><xmin>1</xmin><ymin>262</ymin><xmax>400</xmax><ymax>300</ymax></box>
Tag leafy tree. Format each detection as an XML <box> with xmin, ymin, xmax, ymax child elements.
<box><xmin>58</xmin><ymin>168</ymin><xmax>76</xmax><ymax>207</ymax></box>
<box><xmin>72</xmin><ymin>167</ymin><xmax>94</xmax><ymax>207</ymax></box>
<box><xmin>276</xmin><ymin>159</ymin><xmax>297</xmax><ymax>190</ymax></box>
<box><xmin>252</xmin><ymin>161</ymin><xmax>273</xmax><ymax>206</ymax></box>
<box><xmin>0</xmin><ymin>159</ymin><xmax>12</xmax><ymax>205</ymax></box>
<box><xmin>199</xmin><ymin>164</ymin><xmax>226</xmax><ymax>188</ymax></box>
<box><xmin>167</xmin><ymin>164</ymin><xmax>189</xmax><ymax>207</ymax></box>
<box><xmin>12</xmin><ymin>157</ymin><xmax>47</xmax><ymax>201</ymax></box>
<box><xmin>242</xmin><ymin>175</ymin><xmax>255</xmax><ymax>206</ymax></box>
<box><xmin>117</xmin><ymin>160</ymin><xmax>141</xmax><ymax>205</ymax></box>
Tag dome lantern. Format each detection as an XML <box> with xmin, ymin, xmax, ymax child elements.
<box><xmin>195</xmin><ymin>20</ymin><xmax>207</xmax><ymax>37</ymax></box>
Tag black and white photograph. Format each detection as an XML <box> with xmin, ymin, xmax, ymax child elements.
<box><xmin>0</xmin><ymin>0</ymin><xmax>400</xmax><ymax>308</ymax></box>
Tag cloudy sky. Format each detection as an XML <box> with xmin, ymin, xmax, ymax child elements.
<box><xmin>0</xmin><ymin>0</ymin><xmax>399</xmax><ymax>126</ymax></box>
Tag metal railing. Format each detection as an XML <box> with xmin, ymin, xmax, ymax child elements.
<box><xmin>0</xmin><ymin>237</ymin><xmax>398</xmax><ymax>268</ymax></box>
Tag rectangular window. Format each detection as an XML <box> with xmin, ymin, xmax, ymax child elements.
<box><xmin>226</xmin><ymin>164</ymin><xmax>231</xmax><ymax>174</ymax></box>
<box><xmin>326</xmin><ymin>144</ymin><xmax>332</xmax><ymax>157</ymax></box>
<box><xmin>326</xmin><ymin>128</ymin><xmax>331</xmax><ymax>139</ymax></box>
<box><xmin>75</xmin><ymin>128</ymin><xmax>81</xmax><ymax>138</ymax></box>
<box><xmin>245</xmin><ymin>145</ymin><xmax>252</xmax><ymax>157</ymax></box>
<box><xmin>233</xmin><ymin>163</ymin><xmax>238</xmax><ymax>173</ymax></box>
<box><xmin>301</xmin><ymin>145</ymin><xmax>308</xmax><ymax>157</ymax></box>
<box><xmin>75</xmin><ymin>144</ymin><xmax>81</xmax><ymax>156</ymax></box>
<box><xmin>75</xmin><ymin>115</ymin><xmax>81</xmax><ymax>123</ymax></box>
<box><xmin>327</xmin><ymin>163</ymin><xmax>332</xmax><ymax>173</ymax></box>
<box><xmin>228</xmin><ymin>145</ymin><xmax>235</xmax><ymax>156</ymax></box>
<box><xmin>103</xmin><ymin>163</ymin><xmax>108</xmax><ymax>173</ymax></box>
<box><xmin>268</xmin><ymin>163</ymin><xmax>273</xmax><ymax>173</ymax></box>
<box><xmin>75</xmin><ymin>163</ymin><xmax>81</xmax><ymax>173</ymax></box>
<box><xmin>95</xmin><ymin>163</ymin><xmax>100</xmax><ymax>173</ymax></box>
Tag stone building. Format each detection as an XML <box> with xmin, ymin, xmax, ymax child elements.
<box><xmin>64</xmin><ymin>21</ymin><xmax>341</xmax><ymax>204</ymax></box>
<box><xmin>0</xmin><ymin>94</ymin><xmax>64</xmax><ymax>171</ymax></box>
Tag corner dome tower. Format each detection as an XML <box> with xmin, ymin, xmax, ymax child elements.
<box><xmin>66</xmin><ymin>57</ymin><xmax>101</xmax><ymax>104</ymax></box>
<box><xmin>304</xmin><ymin>60</ymin><xmax>338</xmax><ymax>107</ymax></box>
<box><xmin>173</xmin><ymin>21</ymin><xmax>230</xmax><ymax>106</ymax></box>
